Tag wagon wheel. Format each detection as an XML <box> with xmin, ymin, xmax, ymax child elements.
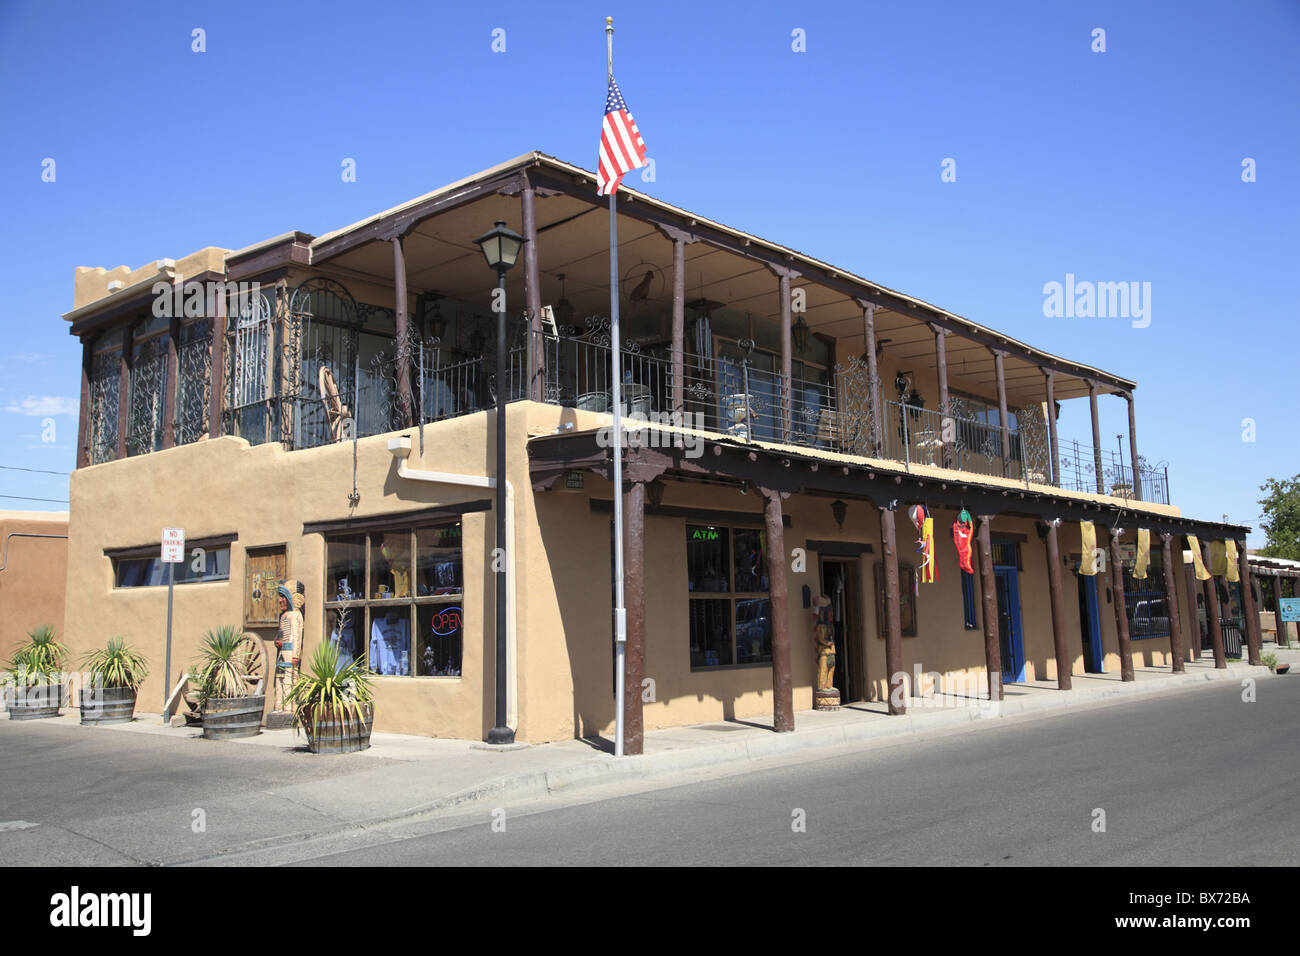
<box><xmin>236</xmin><ymin>633</ymin><xmax>267</xmax><ymax>694</ymax></box>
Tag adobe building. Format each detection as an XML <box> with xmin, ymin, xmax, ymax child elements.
<box><xmin>0</xmin><ymin>511</ymin><xmax>69</xmax><ymax>662</ymax></box>
<box><xmin>58</xmin><ymin>151</ymin><xmax>1261</xmax><ymax>748</ymax></box>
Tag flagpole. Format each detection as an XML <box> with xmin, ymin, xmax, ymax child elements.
<box><xmin>607</xmin><ymin>15</ymin><xmax>627</xmax><ymax>759</ymax></box>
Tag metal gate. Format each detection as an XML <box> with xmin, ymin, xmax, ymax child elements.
<box><xmin>225</xmin><ymin>287</ymin><xmax>277</xmax><ymax>445</ymax></box>
<box><xmin>286</xmin><ymin>278</ymin><xmax>360</xmax><ymax>450</ymax></box>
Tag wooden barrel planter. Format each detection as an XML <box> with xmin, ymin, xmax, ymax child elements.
<box><xmin>304</xmin><ymin>706</ymin><xmax>373</xmax><ymax>754</ymax></box>
<box><xmin>7</xmin><ymin>684</ymin><xmax>64</xmax><ymax>721</ymax></box>
<box><xmin>202</xmin><ymin>695</ymin><xmax>265</xmax><ymax>740</ymax></box>
<box><xmin>79</xmin><ymin>687</ymin><xmax>137</xmax><ymax>725</ymax></box>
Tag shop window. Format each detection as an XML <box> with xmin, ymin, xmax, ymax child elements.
<box><xmin>874</xmin><ymin>562</ymin><xmax>918</xmax><ymax>638</ymax></box>
<box><xmin>115</xmin><ymin>547</ymin><xmax>230</xmax><ymax>588</ymax></box>
<box><xmin>1123</xmin><ymin>548</ymin><xmax>1169</xmax><ymax>640</ymax></box>
<box><xmin>323</xmin><ymin>522</ymin><xmax>464</xmax><ymax>678</ymax></box>
<box><xmin>686</xmin><ymin>524</ymin><xmax>770</xmax><ymax>668</ymax></box>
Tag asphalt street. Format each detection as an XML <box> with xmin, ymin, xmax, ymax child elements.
<box><xmin>1</xmin><ymin>676</ymin><xmax>1296</xmax><ymax>866</ymax></box>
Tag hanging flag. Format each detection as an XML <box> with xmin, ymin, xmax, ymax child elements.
<box><xmin>1225</xmin><ymin>539</ymin><xmax>1240</xmax><ymax>583</ymax></box>
<box><xmin>1187</xmin><ymin>535</ymin><xmax>1210</xmax><ymax>580</ymax></box>
<box><xmin>952</xmin><ymin>509</ymin><xmax>974</xmax><ymax>575</ymax></box>
<box><xmin>908</xmin><ymin>504</ymin><xmax>937</xmax><ymax>584</ymax></box>
<box><xmin>1134</xmin><ymin>528</ymin><xmax>1150</xmax><ymax>579</ymax></box>
<box><xmin>597</xmin><ymin>76</ymin><xmax>648</xmax><ymax>196</ymax></box>
<box><xmin>1210</xmin><ymin>540</ymin><xmax>1228</xmax><ymax>577</ymax></box>
<box><xmin>1079</xmin><ymin>521</ymin><xmax>1098</xmax><ymax>575</ymax></box>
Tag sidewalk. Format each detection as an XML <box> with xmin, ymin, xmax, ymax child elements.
<box><xmin>25</xmin><ymin>654</ymin><xmax>1277</xmax><ymax>831</ymax></box>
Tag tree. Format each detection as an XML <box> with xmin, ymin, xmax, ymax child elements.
<box><xmin>1257</xmin><ymin>474</ymin><xmax>1300</xmax><ymax>560</ymax></box>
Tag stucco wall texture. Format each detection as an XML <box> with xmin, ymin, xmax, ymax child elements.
<box><xmin>59</xmin><ymin>401</ymin><xmax>1190</xmax><ymax>743</ymax></box>
<box><xmin>0</xmin><ymin>511</ymin><xmax>69</xmax><ymax>664</ymax></box>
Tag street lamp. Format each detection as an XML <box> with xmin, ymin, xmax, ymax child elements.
<box><xmin>473</xmin><ymin>220</ymin><xmax>525</xmax><ymax>746</ymax></box>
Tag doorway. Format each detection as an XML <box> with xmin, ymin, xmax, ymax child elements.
<box><xmin>819</xmin><ymin>558</ymin><xmax>864</xmax><ymax>703</ymax></box>
<box><xmin>994</xmin><ymin>565</ymin><xmax>1026</xmax><ymax>683</ymax></box>
<box><xmin>1077</xmin><ymin>574</ymin><xmax>1104</xmax><ymax>673</ymax></box>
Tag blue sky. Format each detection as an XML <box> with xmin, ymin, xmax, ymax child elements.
<box><xmin>0</xmin><ymin>1</ymin><xmax>1296</xmax><ymax>541</ymax></box>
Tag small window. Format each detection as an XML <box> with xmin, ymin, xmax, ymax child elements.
<box><xmin>115</xmin><ymin>547</ymin><xmax>230</xmax><ymax>588</ymax></box>
<box><xmin>875</xmin><ymin>562</ymin><xmax>918</xmax><ymax>638</ymax></box>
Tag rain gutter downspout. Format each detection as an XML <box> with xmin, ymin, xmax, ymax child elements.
<box><xmin>386</xmin><ymin>436</ymin><xmax>517</xmax><ymax>733</ymax></box>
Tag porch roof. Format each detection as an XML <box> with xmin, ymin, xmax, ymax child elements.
<box><xmin>305</xmin><ymin>151</ymin><xmax>1137</xmax><ymax>402</ymax></box>
<box><xmin>527</xmin><ymin>425</ymin><xmax>1250</xmax><ymax>542</ymax></box>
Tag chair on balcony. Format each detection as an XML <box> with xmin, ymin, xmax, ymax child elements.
<box><xmin>319</xmin><ymin>365</ymin><xmax>350</xmax><ymax>441</ymax></box>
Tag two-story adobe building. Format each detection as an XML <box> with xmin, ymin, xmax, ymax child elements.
<box><xmin>60</xmin><ymin>151</ymin><xmax>1262</xmax><ymax>749</ymax></box>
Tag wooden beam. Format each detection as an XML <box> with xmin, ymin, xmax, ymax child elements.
<box><xmin>76</xmin><ymin>339</ymin><xmax>93</xmax><ymax>469</ymax></box>
<box><xmin>116</xmin><ymin>325</ymin><xmax>132</xmax><ymax>460</ymax></box>
<box><xmin>976</xmin><ymin>514</ymin><xmax>1003</xmax><ymax>703</ymax></box>
<box><xmin>1108</xmin><ymin>528</ymin><xmax>1135</xmax><ymax>681</ymax></box>
<box><xmin>1203</xmin><ymin>542</ymin><xmax>1227</xmax><ymax>669</ymax></box>
<box><xmin>392</xmin><ymin>237</ymin><xmax>414</xmax><ymax>427</ymax></box>
<box><xmin>762</xmin><ymin>488</ymin><xmax>795</xmax><ymax>731</ymax></box>
<box><xmin>1238</xmin><ymin>543</ymin><xmax>1262</xmax><ymax>666</ymax></box>
<box><xmin>521</xmin><ymin>178</ymin><xmax>545</xmax><ymax>403</ymax></box>
<box><xmin>879</xmin><ymin>503</ymin><xmax>906</xmax><ymax>714</ymax></box>
<box><xmin>993</xmin><ymin>349</ymin><xmax>1010</xmax><ymax>477</ymax></box>
<box><xmin>163</xmin><ymin>314</ymin><xmax>179</xmax><ymax>449</ymax></box>
<box><xmin>671</xmin><ymin>235</ymin><xmax>686</xmax><ymax>416</ymax></box>
<box><xmin>1089</xmin><ymin>381</ymin><xmax>1104</xmax><ymax>494</ymax></box>
<box><xmin>1044</xmin><ymin>369</ymin><xmax>1060</xmax><ymax>486</ymax></box>
<box><xmin>1042</xmin><ymin>520</ymin><xmax>1071</xmax><ymax>690</ymax></box>
<box><xmin>1161</xmin><ymin>533</ymin><xmax>1186</xmax><ymax>673</ymax></box>
<box><xmin>208</xmin><ymin>296</ymin><xmax>225</xmax><ymax>440</ymax></box>
<box><xmin>1127</xmin><ymin>393</ymin><xmax>1142</xmax><ymax>501</ymax></box>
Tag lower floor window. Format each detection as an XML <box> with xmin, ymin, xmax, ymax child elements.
<box><xmin>689</xmin><ymin>597</ymin><xmax>772</xmax><ymax>667</ymax></box>
<box><xmin>115</xmin><ymin>547</ymin><xmax>230</xmax><ymax>587</ymax></box>
<box><xmin>325</xmin><ymin>522</ymin><xmax>464</xmax><ymax>677</ymax></box>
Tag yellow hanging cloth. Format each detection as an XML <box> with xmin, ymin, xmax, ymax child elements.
<box><xmin>1225</xmin><ymin>539</ymin><xmax>1240</xmax><ymax>583</ymax></box>
<box><xmin>1187</xmin><ymin>535</ymin><xmax>1210</xmax><ymax>581</ymax></box>
<box><xmin>1210</xmin><ymin>540</ymin><xmax>1228</xmax><ymax>577</ymax></box>
<box><xmin>1079</xmin><ymin>521</ymin><xmax>1097</xmax><ymax>575</ymax></box>
<box><xmin>1134</xmin><ymin>529</ymin><xmax>1150</xmax><ymax>579</ymax></box>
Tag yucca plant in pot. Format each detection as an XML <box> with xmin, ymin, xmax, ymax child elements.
<box><xmin>194</xmin><ymin>625</ymin><xmax>266</xmax><ymax>740</ymax></box>
<box><xmin>5</xmin><ymin>625</ymin><xmax>69</xmax><ymax>720</ymax></box>
<box><xmin>286</xmin><ymin>640</ymin><xmax>375</xmax><ymax>754</ymax></box>
<box><xmin>79</xmin><ymin>637</ymin><xmax>149</xmax><ymax>725</ymax></box>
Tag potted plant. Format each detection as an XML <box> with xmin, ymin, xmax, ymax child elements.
<box><xmin>287</xmin><ymin>640</ymin><xmax>375</xmax><ymax>754</ymax></box>
<box><xmin>79</xmin><ymin>637</ymin><xmax>149</xmax><ymax>725</ymax></box>
<box><xmin>5</xmin><ymin>625</ymin><xmax>69</xmax><ymax>720</ymax></box>
<box><xmin>194</xmin><ymin>625</ymin><xmax>265</xmax><ymax>740</ymax></box>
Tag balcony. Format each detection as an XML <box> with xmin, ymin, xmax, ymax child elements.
<box><xmin>235</xmin><ymin>322</ymin><xmax>1168</xmax><ymax>505</ymax></box>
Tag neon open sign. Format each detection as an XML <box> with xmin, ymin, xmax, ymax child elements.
<box><xmin>430</xmin><ymin>607</ymin><xmax>463</xmax><ymax>636</ymax></box>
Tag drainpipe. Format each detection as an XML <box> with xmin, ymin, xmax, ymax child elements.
<box><xmin>0</xmin><ymin>532</ymin><xmax>69</xmax><ymax>572</ymax></box>
<box><xmin>386</xmin><ymin>435</ymin><xmax>517</xmax><ymax>734</ymax></box>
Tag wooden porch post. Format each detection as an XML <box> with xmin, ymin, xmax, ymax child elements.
<box><xmin>932</xmin><ymin>324</ymin><xmax>951</xmax><ymax>467</ymax></box>
<box><xmin>163</xmin><ymin>315</ymin><xmax>179</xmax><ymax>450</ymax></box>
<box><xmin>1041</xmin><ymin>520</ymin><xmax>1071</xmax><ymax>690</ymax></box>
<box><xmin>862</xmin><ymin>302</ymin><xmax>882</xmax><ymax>456</ymax></box>
<box><xmin>778</xmin><ymin>272</ymin><xmax>793</xmax><ymax>444</ymax></box>
<box><xmin>1108</xmin><ymin>528</ymin><xmax>1135</xmax><ymax>681</ymax></box>
<box><xmin>116</xmin><ymin>324</ymin><xmax>133</xmax><ymax>460</ymax></box>
<box><xmin>976</xmin><ymin>514</ymin><xmax>1003</xmax><ymax>703</ymax></box>
<box><xmin>1160</xmin><ymin>533</ymin><xmax>1186</xmax><ymax>673</ymax></box>
<box><xmin>622</xmin><ymin>479</ymin><xmax>646</xmax><ymax>754</ymax></box>
<box><xmin>1126</xmin><ymin>393</ymin><xmax>1142</xmax><ymax>501</ymax></box>
<box><xmin>1182</xmin><ymin>555</ymin><xmax>1201</xmax><ymax>662</ymax></box>
<box><xmin>762</xmin><ymin>487</ymin><xmax>794</xmax><ymax>731</ymax></box>
<box><xmin>1203</xmin><ymin>541</ymin><xmax>1227</xmax><ymax>669</ymax></box>
<box><xmin>670</xmin><ymin>236</ymin><xmax>686</xmax><ymax>417</ymax></box>
<box><xmin>993</xmin><ymin>349</ymin><xmax>1010</xmax><ymax>477</ymax></box>
<box><xmin>76</xmin><ymin>339</ymin><xmax>93</xmax><ymax>469</ymax></box>
<box><xmin>208</xmin><ymin>293</ymin><xmax>225</xmax><ymax>439</ymax></box>
<box><xmin>879</xmin><ymin>502</ymin><xmax>906</xmax><ymax>713</ymax></box>
<box><xmin>392</xmin><ymin>236</ymin><xmax>414</xmax><ymax>427</ymax></box>
<box><xmin>521</xmin><ymin>181</ymin><xmax>544</xmax><ymax>403</ymax></box>
<box><xmin>1044</xmin><ymin>369</ymin><xmax>1060</xmax><ymax>486</ymax></box>
<box><xmin>1238</xmin><ymin>543</ymin><xmax>1262</xmax><ymax>666</ymax></box>
<box><xmin>1089</xmin><ymin>381</ymin><xmax>1104</xmax><ymax>494</ymax></box>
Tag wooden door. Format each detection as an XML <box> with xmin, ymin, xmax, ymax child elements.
<box><xmin>244</xmin><ymin>546</ymin><xmax>287</xmax><ymax>627</ymax></box>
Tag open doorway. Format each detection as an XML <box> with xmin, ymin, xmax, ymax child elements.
<box><xmin>819</xmin><ymin>558</ymin><xmax>865</xmax><ymax>703</ymax></box>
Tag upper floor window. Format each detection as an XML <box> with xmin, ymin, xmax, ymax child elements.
<box><xmin>88</xmin><ymin>334</ymin><xmax>122</xmax><ymax>465</ymax></box>
<box><xmin>126</xmin><ymin>323</ymin><xmax>169</xmax><ymax>456</ymax></box>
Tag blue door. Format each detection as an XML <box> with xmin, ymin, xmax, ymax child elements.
<box><xmin>1077</xmin><ymin>574</ymin><xmax>1103</xmax><ymax>673</ymax></box>
<box><xmin>994</xmin><ymin>566</ymin><xmax>1026</xmax><ymax>683</ymax></box>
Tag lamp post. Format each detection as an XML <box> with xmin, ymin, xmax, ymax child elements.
<box><xmin>473</xmin><ymin>219</ymin><xmax>525</xmax><ymax>746</ymax></box>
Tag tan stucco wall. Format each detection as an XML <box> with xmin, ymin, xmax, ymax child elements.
<box><xmin>0</xmin><ymin>511</ymin><xmax>69</xmax><ymax>664</ymax></box>
<box><xmin>63</xmin><ymin>397</ymin><xmax>1192</xmax><ymax>744</ymax></box>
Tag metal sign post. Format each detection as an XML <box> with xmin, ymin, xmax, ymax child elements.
<box><xmin>161</xmin><ymin>528</ymin><xmax>185</xmax><ymax>722</ymax></box>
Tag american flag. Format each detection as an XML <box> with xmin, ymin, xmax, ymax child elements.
<box><xmin>597</xmin><ymin>76</ymin><xmax>647</xmax><ymax>196</ymax></box>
